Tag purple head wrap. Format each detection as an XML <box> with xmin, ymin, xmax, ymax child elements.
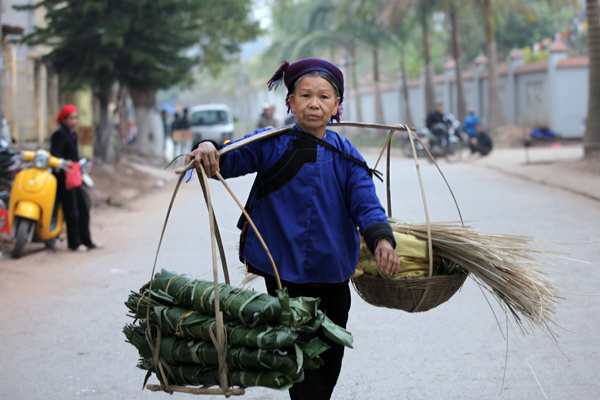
<box><xmin>267</xmin><ymin>58</ymin><xmax>344</xmax><ymax>123</ymax></box>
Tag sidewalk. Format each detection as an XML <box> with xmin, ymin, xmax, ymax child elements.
<box><xmin>471</xmin><ymin>144</ymin><xmax>600</xmax><ymax>201</ymax></box>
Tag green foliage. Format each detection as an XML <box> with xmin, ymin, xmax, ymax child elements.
<box><xmin>523</xmin><ymin>50</ymin><xmax>550</xmax><ymax>63</ymax></box>
<box><xmin>15</xmin><ymin>0</ymin><xmax>120</xmax><ymax>96</ymax></box>
<box><xmin>15</xmin><ymin>0</ymin><xmax>261</xmax><ymax>94</ymax></box>
<box><xmin>494</xmin><ymin>3</ymin><xmax>572</xmax><ymax>58</ymax></box>
<box><xmin>166</xmin><ymin>0</ymin><xmax>581</xmax><ymax>107</ymax></box>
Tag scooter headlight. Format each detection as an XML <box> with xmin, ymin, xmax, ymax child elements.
<box><xmin>33</xmin><ymin>150</ymin><xmax>50</xmax><ymax>169</ymax></box>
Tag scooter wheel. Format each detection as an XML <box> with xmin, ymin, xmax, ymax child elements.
<box><xmin>11</xmin><ymin>217</ymin><xmax>35</xmax><ymax>258</ymax></box>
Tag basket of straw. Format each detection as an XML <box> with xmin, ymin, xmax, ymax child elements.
<box><xmin>352</xmin><ymin>225</ymin><xmax>468</xmax><ymax>312</ymax></box>
<box><xmin>351</xmin><ymin>124</ymin><xmax>469</xmax><ymax>312</ymax></box>
<box><xmin>351</xmin><ymin>227</ymin><xmax>469</xmax><ymax>312</ymax></box>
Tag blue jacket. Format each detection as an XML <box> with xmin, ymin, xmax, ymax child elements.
<box><xmin>218</xmin><ymin>125</ymin><xmax>393</xmax><ymax>284</ymax></box>
<box><xmin>462</xmin><ymin>114</ymin><xmax>479</xmax><ymax>137</ymax></box>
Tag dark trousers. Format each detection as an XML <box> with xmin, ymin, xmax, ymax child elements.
<box><xmin>59</xmin><ymin>186</ymin><xmax>92</xmax><ymax>250</ymax></box>
<box><xmin>432</xmin><ymin>127</ymin><xmax>449</xmax><ymax>147</ymax></box>
<box><xmin>264</xmin><ymin>276</ymin><xmax>351</xmax><ymax>400</ymax></box>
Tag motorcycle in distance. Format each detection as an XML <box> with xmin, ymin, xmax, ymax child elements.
<box><xmin>402</xmin><ymin>113</ymin><xmax>468</xmax><ymax>163</ymax></box>
<box><xmin>0</xmin><ymin>137</ymin><xmax>21</xmax><ymax>193</ymax></box>
<box><xmin>8</xmin><ymin>150</ymin><xmax>65</xmax><ymax>258</ymax></box>
<box><xmin>8</xmin><ymin>151</ymin><xmax>98</xmax><ymax>258</ymax></box>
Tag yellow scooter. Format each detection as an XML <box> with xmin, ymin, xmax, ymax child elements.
<box><xmin>8</xmin><ymin>150</ymin><xmax>64</xmax><ymax>258</ymax></box>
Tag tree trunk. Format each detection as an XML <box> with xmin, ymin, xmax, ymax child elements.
<box><xmin>349</xmin><ymin>45</ymin><xmax>364</xmax><ymax>122</ymax></box>
<box><xmin>111</xmin><ymin>83</ymin><xmax>126</xmax><ymax>163</ymax></box>
<box><xmin>129</xmin><ymin>87</ymin><xmax>165</xmax><ymax>158</ymax></box>
<box><xmin>95</xmin><ymin>84</ymin><xmax>113</xmax><ymax>163</ymax></box>
<box><xmin>483</xmin><ymin>0</ymin><xmax>505</xmax><ymax>131</ymax></box>
<box><xmin>400</xmin><ymin>51</ymin><xmax>414</xmax><ymax>127</ymax></box>
<box><xmin>373</xmin><ymin>46</ymin><xmax>385</xmax><ymax>125</ymax></box>
<box><xmin>450</xmin><ymin>6</ymin><xmax>467</xmax><ymax>122</ymax></box>
<box><xmin>421</xmin><ymin>11</ymin><xmax>435</xmax><ymax>114</ymax></box>
<box><xmin>585</xmin><ymin>0</ymin><xmax>600</xmax><ymax>157</ymax></box>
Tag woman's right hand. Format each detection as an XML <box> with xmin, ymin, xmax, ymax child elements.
<box><xmin>184</xmin><ymin>142</ymin><xmax>220</xmax><ymax>177</ymax></box>
<box><xmin>63</xmin><ymin>159</ymin><xmax>73</xmax><ymax>168</ymax></box>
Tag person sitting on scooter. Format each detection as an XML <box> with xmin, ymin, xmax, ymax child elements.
<box><xmin>469</xmin><ymin>123</ymin><xmax>493</xmax><ymax>156</ymax></box>
<box><xmin>50</xmin><ymin>104</ymin><xmax>99</xmax><ymax>252</ymax></box>
<box><xmin>426</xmin><ymin>102</ymin><xmax>449</xmax><ymax>149</ymax></box>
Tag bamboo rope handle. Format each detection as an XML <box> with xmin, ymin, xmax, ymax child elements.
<box><xmin>197</xmin><ymin>166</ymin><xmax>230</xmax><ymax>394</ymax></box>
<box><xmin>373</xmin><ymin>129</ymin><xmax>395</xmax><ymax>170</ymax></box>
<box><xmin>144</xmin><ymin>172</ymin><xmax>187</xmax><ymax>392</ymax></box>
<box><xmin>175</xmin><ymin>121</ymin><xmax>415</xmax><ymax>175</ymax></box>
<box><xmin>142</xmin><ymin>168</ymin><xmax>239</xmax><ymax>394</ymax></box>
<box><xmin>147</xmin><ymin>385</ymin><xmax>245</xmax><ymax>396</ymax></box>
<box><xmin>372</xmin><ymin>128</ymin><xmax>397</xmax><ymax>218</ymax></box>
<box><xmin>196</xmin><ymin>171</ymin><xmax>231</xmax><ymax>284</ymax></box>
<box><xmin>405</xmin><ymin>133</ymin><xmax>465</xmax><ymax>227</ymax></box>
<box><xmin>373</xmin><ymin>126</ymin><xmax>465</xmax><ymax>227</ymax></box>
<box><xmin>406</xmin><ymin>126</ymin><xmax>434</xmax><ymax>313</ymax></box>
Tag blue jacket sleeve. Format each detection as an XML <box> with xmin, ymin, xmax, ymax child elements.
<box><xmin>218</xmin><ymin>128</ymin><xmax>281</xmax><ymax>178</ymax></box>
<box><xmin>342</xmin><ymin>142</ymin><xmax>395</xmax><ymax>253</ymax></box>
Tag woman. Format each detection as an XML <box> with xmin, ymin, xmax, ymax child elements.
<box><xmin>51</xmin><ymin>104</ymin><xmax>98</xmax><ymax>252</ymax></box>
<box><xmin>185</xmin><ymin>59</ymin><xmax>399</xmax><ymax>400</ymax></box>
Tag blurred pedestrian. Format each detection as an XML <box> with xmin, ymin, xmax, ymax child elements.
<box><xmin>171</xmin><ymin>113</ymin><xmax>182</xmax><ymax>156</ymax></box>
<box><xmin>179</xmin><ymin>108</ymin><xmax>192</xmax><ymax>154</ymax></box>
<box><xmin>180</xmin><ymin>108</ymin><xmax>190</xmax><ymax>129</ymax></box>
<box><xmin>257</xmin><ymin>103</ymin><xmax>279</xmax><ymax>129</ymax></box>
<box><xmin>50</xmin><ymin>104</ymin><xmax>100</xmax><ymax>252</ymax></box>
<box><xmin>426</xmin><ymin>102</ymin><xmax>449</xmax><ymax>148</ymax></box>
<box><xmin>469</xmin><ymin>123</ymin><xmax>493</xmax><ymax>156</ymax></box>
<box><xmin>462</xmin><ymin>110</ymin><xmax>480</xmax><ymax>137</ymax></box>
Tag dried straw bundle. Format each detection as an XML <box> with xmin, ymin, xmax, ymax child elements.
<box><xmin>390</xmin><ymin>221</ymin><xmax>561</xmax><ymax>336</ymax></box>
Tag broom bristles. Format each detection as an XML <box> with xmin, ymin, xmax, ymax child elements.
<box><xmin>391</xmin><ymin>221</ymin><xmax>561</xmax><ymax>337</ymax></box>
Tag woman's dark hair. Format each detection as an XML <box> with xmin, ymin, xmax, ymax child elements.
<box><xmin>291</xmin><ymin>70</ymin><xmax>341</xmax><ymax>99</ymax></box>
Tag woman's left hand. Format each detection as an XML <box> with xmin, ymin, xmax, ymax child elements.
<box><xmin>375</xmin><ymin>238</ymin><xmax>400</xmax><ymax>276</ymax></box>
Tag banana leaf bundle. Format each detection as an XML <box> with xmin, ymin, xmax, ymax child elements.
<box><xmin>137</xmin><ymin>357</ymin><xmax>295</xmax><ymax>391</ymax></box>
<box><xmin>123</xmin><ymin>324</ymin><xmax>327</xmax><ymax>379</ymax></box>
<box><xmin>125</xmin><ymin>270</ymin><xmax>353</xmax><ymax>391</ymax></box>
<box><xmin>131</xmin><ymin>270</ymin><xmax>353</xmax><ymax>348</ymax></box>
<box><xmin>145</xmin><ymin>269</ymin><xmax>282</xmax><ymax>328</ymax></box>
<box><xmin>126</xmin><ymin>292</ymin><xmax>301</xmax><ymax>349</ymax></box>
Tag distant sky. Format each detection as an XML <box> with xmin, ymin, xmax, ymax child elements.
<box><xmin>240</xmin><ymin>1</ymin><xmax>272</xmax><ymax>60</ymax></box>
<box><xmin>253</xmin><ymin>1</ymin><xmax>272</xmax><ymax>30</ymax></box>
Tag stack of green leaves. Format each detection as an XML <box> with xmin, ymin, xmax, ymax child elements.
<box><xmin>124</xmin><ymin>269</ymin><xmax>353</xmax><ymax>391</ymax></box>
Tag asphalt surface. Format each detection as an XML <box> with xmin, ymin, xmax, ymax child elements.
<box><xmin>0</xmin><ymin>144</ymin><xmax>598</xmax><ymax>400</ymax></box>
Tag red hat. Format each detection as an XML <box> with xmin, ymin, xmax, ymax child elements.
<box><xmin>56</xmin><ymin>104</ymin><xmax>78</xmax><ymax>124</ymax></box>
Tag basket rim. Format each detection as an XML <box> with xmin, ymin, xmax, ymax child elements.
<box><xmin>351</xmin><ymin>270</ymin><xmax>469</xmax><ymax>283</ymax></box>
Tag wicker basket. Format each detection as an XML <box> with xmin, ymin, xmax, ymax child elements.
<box><xmin>351</xmin><ymin>125</ymin><xmax>469</xmax><ymax>312</ymax></box>
<box><xmin>352</xmin><ymin>272</ymin><xmax>468</xmax><ymax>312</ymax></box>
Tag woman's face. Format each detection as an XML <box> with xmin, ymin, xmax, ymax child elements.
<box><xmin>64</xmin><ymin>112</ymin><xmax>79</xmax><ymax>130</ymax></box>
<box><xmin>289</xmin><ymin>76</ymin><xmax>339</xmax><ymax>138</ymax></box>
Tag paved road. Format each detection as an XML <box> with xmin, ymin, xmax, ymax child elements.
<box><xmin>0</xmin><ymin>154</ymin><xmax>598</xmax><ymax>400</ymax></box>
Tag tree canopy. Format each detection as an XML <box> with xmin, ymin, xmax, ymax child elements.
<box><xmin>17</xmin><ymin>0</ymin><xmax>260</xmax><ymax>92</ymax></box>
<box><xmin>16</xmin><ymin>0</ymin><xmax>260</xmax><ymax>158</ymax></box>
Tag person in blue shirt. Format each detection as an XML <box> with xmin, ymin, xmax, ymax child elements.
<box><xmin>185</xmin><ymin>58</ymin><xmax>399</xmax><ymax>400</ymax></box>
<box><xmin>462</xmin><ymin>110</ymin><xmax>480</xmax><ymax>138</ymax></box>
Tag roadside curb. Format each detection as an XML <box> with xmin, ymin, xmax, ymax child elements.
<box><xmin>478</xmin><ymin>163</ymin><xmax>600</xmax><ymax>203</ymax></box>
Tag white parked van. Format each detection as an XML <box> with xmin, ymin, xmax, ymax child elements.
<box><xmin>189</xmin><ymin>104</ymin><xmax>234</xmax><ymax>144</ymax></box>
